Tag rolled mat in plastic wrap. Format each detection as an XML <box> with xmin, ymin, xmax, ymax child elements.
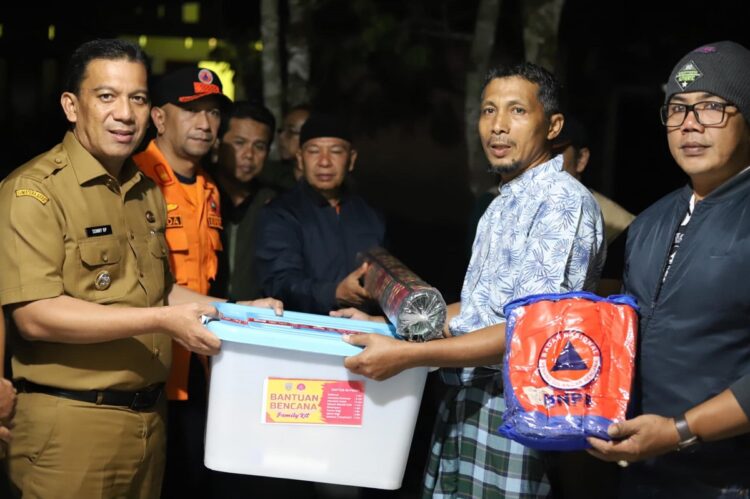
<box><xmin>361</xmin><ymin>247</ymin><xmax>446</xmax><ymax>342</ymax></box>
<box><xmin>498</xmin><ymin>291</ymin><xmax>638</xmax><ymax>451</ymax></box>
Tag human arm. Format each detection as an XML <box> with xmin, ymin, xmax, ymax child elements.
<box><xmin>0</xmin><ymin>306</ymin><xmax>5</xmax><ymax>376</ymax></box>
<box><xmin>342</xmin><ymin>301</ymin><xmax>508</xmax><ymax>381</ymax></box>
<box><xmin>343</xmin><ymin>320</ymin><xmax>505</xmax><ymax>380</ymax></box>
<box><xmin>10</xmin><ymin>295</ymin><xmax>220</xmax><ymax>355</ymax></box>
<box><xmin>0</xmin><ymin>310</ymin><xmax>16</xmax><ymax>444</ymax></box>
<box><xmin>587</xmin><ymin>387</ymin><xmax>750</xmax><ymax>463</ymax></box>
<box><xmin>0</xmin><ymin>377</ymin><xmax>13</xmax><ymax>445</ymax></box>
<box><xmin>10</xmin><ymin>283</ymin><xmax>283</xmax><ymax>355</ymax></box>
<box><xmin>0</xmin><ymin>176</ymin><xmax>216</xmax><ymax>354</ymax></box>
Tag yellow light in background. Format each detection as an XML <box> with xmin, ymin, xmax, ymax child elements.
<box><xmin>48</xmin><ymin>25</ymin><xmax>55</xmax><ymax>41</ymax></box>
<box><xmin>208</xmin><ymin>38</ymin><xmax>218</xmax><ymax>50</ymax></box>
<box><xmin>199</xmin><ymin>61</ymin><xmax>235</xmax><ymax>101</ymax></box>
<box><xmin>182</xmin><ymin>2</ymin><xmax>200</xmax><ymax>24</ymax></box>
<box><xmin>157</xmin><ymin>5</ymin><xmax>166</xmax><ymax>18</ymax></box>
<box><xmin>184</xmin><ymin>37</ymin><xmax>194</xmax><ymax>50</ymax></box>
<box><xmin>138</xmin><ymin>35</ymin><xmax>148</xmax><ymax>48</ymax></box>
<box><xmin>0</xmin><ymin>25</ymin><xmax>4</xmax><ymax>39</ymax></box>
<box><xmin>253</xmin><ymin>40</ymin><xmax>263</xmax><ymax>52</ymax></box>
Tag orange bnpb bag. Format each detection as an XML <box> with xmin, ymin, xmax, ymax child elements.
<box><xmin>498</xmin><ymin>291</ymin><xmax>638</xmax><ymax>451</ymax></box>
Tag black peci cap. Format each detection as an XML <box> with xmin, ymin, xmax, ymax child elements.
<box><xmin>299</xmin><ymin>114</ymin><xmax>352</xmax><ymax>147</ymax></box>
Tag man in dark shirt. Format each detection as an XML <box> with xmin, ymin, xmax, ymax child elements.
<box><xmin>210</xmin><ymin>101</ymin><xmax>278</xmax><ymax>301</ymax></box>
<box><xmin>588</xmin><ymin>41</ymin><xmax>750</xmax><ymax>498</ymax></box>
<box><xmin>256</xmin><ymin>114</ymin><xmax>385</xmax><ymax>314</ymax></box>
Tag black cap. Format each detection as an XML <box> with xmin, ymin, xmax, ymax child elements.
<box><xmin>665</xmin><ymin>41</ymin><xmax>750</xmax><ymax>121</ymax></box>
<box><xmin>552</xmin><ymin>115</ymin><xmax>589</xmax><ymax>151</ymax></box>
<box><xmin>299</xmin><ymin>114</ymin><xmax>352</xmax><ymax>147</ymax></box>
<box><xmin>152</xmin><ymin>66</ymin><xmax>232</xmax><ymax>109</ymax></box>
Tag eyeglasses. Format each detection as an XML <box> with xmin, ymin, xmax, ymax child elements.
<box><xmin>660</xmin><ymin>101</ymin><xmax>737</xmax><ymax>127</ymax></box>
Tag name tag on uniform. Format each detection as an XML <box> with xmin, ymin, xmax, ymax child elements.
<box><xmin>167</xmin><ymin>216</ymin><xmax>183</xmax><ymax>228</ymax></box>
<box><xmin>85</xmin><ymin>225</ymin><xmax>113</xmax><ymax>237</ymax></box>
<box><xmin>208</xmin><ymin>215</ymin><xmax>223</xmax><ymax>229</ymax></box>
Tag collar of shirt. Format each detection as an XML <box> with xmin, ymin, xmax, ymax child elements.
<box><xmin>685</xmin><ymin>162</ymin><xmax>750</xmax><ymax>207</ymax></box>
<box><xmin>300</xmin><ymin>178</ymin><xmax>352</xmax><ymax>207</ymax></box>
<box><xmin>144</xmin><ymin>140</ymin><xmax>212</xmax><ymax>189</ymax></box>
<box><xmin>64</xmin><ymin>131</ymin><xmax>144</xmax><ymax>193</ymax></box>
<box><xmin>174</xmin><ymin>169</ymin><xmax>197</xmax><ymax>185</ymax></box>
<box><xmin>499</xmin><ymin>154</ymin><xmax>564</xmax><ymax>198</ymax></box>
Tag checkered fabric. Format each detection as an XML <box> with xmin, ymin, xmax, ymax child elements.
<box><xmin>422</xmin><ymin>370</ymin><xmax>551</xmax><ymax>498</ymax></box>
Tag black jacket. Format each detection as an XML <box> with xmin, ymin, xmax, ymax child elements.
<box><xmin>624</xmin><ymin>168</ymin><xmax>750</xmax><ymax>487</ymax></box>
<box><xmin>210</xmin><ymin>181</ymin><xmax>277</xmax><ymax>301</ymax></box>
<box><xmin>256</xmin><ymin>180</ymin><xmax>385</xmax><ymax>314</ymax></box>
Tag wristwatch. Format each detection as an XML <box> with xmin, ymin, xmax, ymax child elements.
<box><xmin>674</xmin><ymin>415</ymin><xmax>700</xmax><ymax>451</ymax></box>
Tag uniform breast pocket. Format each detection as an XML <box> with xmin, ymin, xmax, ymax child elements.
<box><xmin>77</xmin><ymin>236</ymin><xmax>126</xmax><ymax>302</ymax></box>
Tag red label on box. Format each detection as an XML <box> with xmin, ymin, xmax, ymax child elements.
<box><xmin>263</xmin><ymin>378</ymin><xmax>365</xmax><ymax>426</ymax></box>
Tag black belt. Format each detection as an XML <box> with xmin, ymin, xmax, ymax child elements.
<box><xmin>15</xmin><ymin>379</ymin><xmax>165</xmax><ymax>411</ymax></box>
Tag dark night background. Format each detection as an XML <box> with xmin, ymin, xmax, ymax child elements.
<box><xmin>2</xmin><ymin>3</ymin><xmax>750</xmax><ymax>497</ymax></box>
<box><xmin>1</xmin><ymin>0</ymin><xmax>749</xmax><ymax>302</ymax></box>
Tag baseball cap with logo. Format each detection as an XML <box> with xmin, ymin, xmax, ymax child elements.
<box><xmin>151</xmin><ymin>66</ymin><xmax>232</xmax><ymax>109</ymax></box>
<box><xmin>665</xmin><ymin>41</ymin><xmax>750</xmax><ymax>122</ymax></box>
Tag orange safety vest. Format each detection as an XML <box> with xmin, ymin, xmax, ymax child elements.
<box><xmin>134</xmin><ymin>140</ymin><xmax>223</xmax><ymax>400</ymax></box>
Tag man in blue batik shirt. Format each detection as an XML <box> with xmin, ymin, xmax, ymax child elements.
<box><xmin>336</xmin><ymin>62</ymin><xmax>605</xmax><ymax>498</ymax></box>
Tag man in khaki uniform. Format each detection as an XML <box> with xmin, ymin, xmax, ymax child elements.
<box><xmin>0</xmin><ymin>39</ymin><xmax>224</xmax><ymax>499</ymax></box>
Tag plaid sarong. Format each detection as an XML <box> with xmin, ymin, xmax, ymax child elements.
<box><xmin>422</xmin><ymin>369</ymin><xmax>551</xmax><ymax>498</ymax></box>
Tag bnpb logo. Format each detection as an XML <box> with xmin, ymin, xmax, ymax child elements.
<box><xmin>538</xmin><ymin>330</ymin><xmax>601</xmax><ymax>390</ymax></box>
<box><xmin>198</xmin><ymin>68</ymin><xmax>214</xmax><ymax>84</ymax></box>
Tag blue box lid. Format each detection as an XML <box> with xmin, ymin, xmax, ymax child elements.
<box><xmin>206</xmin><ymin>302</ymin><xmax>399</xmax><ymax>357</ymax></box>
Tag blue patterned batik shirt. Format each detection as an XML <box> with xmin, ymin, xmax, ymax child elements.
<box><xmin>448</xmin><ymin>154</ymin><xmax>605</xmax><ymax>383</ymax></box>
<box><xmin>423</xmin><ymin>155</ymin><xmax>605</xmax><ymax>499</ymax></box>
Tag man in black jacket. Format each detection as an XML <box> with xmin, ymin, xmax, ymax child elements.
<box><xmin>256</xmin><ymin>114</ymin><xmax>384</xmax><ymax>314</ymax></box>
<box><xmin>588</xmin><ymin>41</ymin><xmax>750</xmax><ymax>498</ymax></box>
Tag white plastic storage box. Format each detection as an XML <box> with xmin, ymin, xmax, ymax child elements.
<box><xmin>204</xmin><ymin>303</ymin><xmax>429</xmax><ymax>490</ymax></box>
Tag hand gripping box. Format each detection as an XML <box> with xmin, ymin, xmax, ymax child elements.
<box><xmin>204</xmin><ymin>303</ymin><xmax>429</xmax><ymax>489</ymax></box>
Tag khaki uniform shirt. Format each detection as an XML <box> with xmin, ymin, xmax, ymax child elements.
<box><xmin>0</xmin><ymin>132</ymin><xmax>173</xmax><ymax>391</ymax></box>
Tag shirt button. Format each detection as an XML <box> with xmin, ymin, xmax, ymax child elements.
<box><xmin>54</xmin><ymin>157</ymin><xmax>62</xmax><ymax>164</ymax></box>
<box><xmin>145</xmin><ymin>211</ymin><xmax>156</xmax><ymax>223</ymax></box>
<box><xmin>102</xmin><ymin>253</ymin><xmax>109</xmax><ymax>262</ymax></box>
<box><xmin>130</xmin><ymin>232</ymin><xmax>135</xmax><ymax>240</ymax></box>
<box><xmin>139</xmin><ymin>272</ymin><xmax>145</xmax><ymax>278</ymax></box>
<box><xmin>153</xmin><ymin>348</ymin><xmax>160</xmax><ymax>359</ymax></box>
